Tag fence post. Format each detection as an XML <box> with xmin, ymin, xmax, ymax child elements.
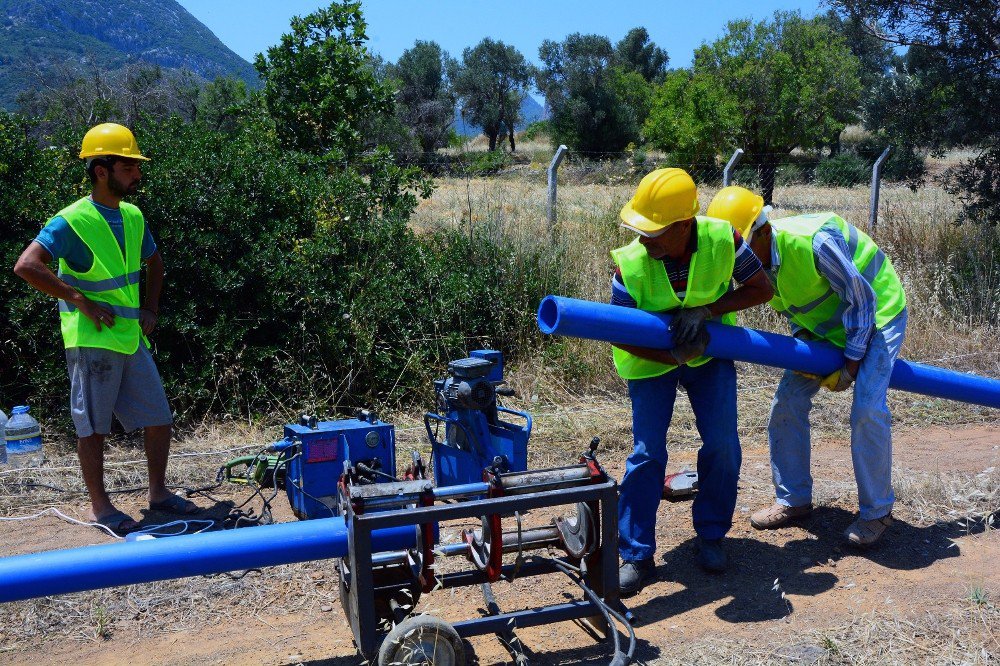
<box><xmin>547</xmin><ymin>145</ymin><xmax>568</xmax><ymax>228</ymax></box>
<box><xmin>723</xmin><ymin>148</ymin><xmax>744</xmax><ymax>187</ymax></box>
<box><xmin>869</xmin><ymin>145</ymin><xmax>892</xmax><ymax>231</ymax></box>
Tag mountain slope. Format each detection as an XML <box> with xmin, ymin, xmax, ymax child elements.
<box><xmin>0</xmin><ymin>0</ymin><xmax>258</xmax><ymax>109</ymax></box>
<box><xmin>455</xmin><ymin>95</ymin><xmax>547</xmax><ymax>137</ymax></box>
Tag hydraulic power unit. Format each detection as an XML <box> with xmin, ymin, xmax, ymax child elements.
<box><xmin>278</xmin><ymin>411</ymin><xmax>397</xmax><ymax>520</ymax></box>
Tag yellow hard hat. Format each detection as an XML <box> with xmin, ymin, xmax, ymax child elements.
<box><xmin>706</xmin><ymin>186</ymin><xmax>764</xmax><ymax>238</ymax></box>
<box><xmin>79</xmin><ymin>123</ymin><xmax>149</xmax><ymax>161</ymax></box>
<box><xmin>620</xmin><ymin>168</ymin><xmax>699</xmax><ymax>236</ymax></box>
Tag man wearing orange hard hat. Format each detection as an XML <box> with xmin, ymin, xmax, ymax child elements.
<box><xmin>14</xmin><ymin>123</ymin><xmax>197</xmax><ymax>536</ymax></box>
<box><xmin>611</xmin><ymin>168</ymin><xmax>773</xmax><ymax>595</ymax></box>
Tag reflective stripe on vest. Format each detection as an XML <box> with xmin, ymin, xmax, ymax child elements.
<box><xmin>55</xmin><ymin>198</ymin><xmax>146</xmax><ymax>354</ymax></box>
<box><xmin>610</xmin><ymin>217</ymin><xmax>737</xmax><ymax>380</ymax></box>
<box><xmin>58</xmin><ymin>299</ymin><xmax>142</xmax><ymax>320</ymax></box>
<box><xmin>59</xmin><ymin>270</ymin><xmax>141</xmax><ymax>292</ymax></box>
<box><xmin>770</xmin><ymin>213</ymin><xmax>906</xmax><ymax>347</ymax></box>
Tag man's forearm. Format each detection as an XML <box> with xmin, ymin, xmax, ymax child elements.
<box><xmin>614</xmin><ymin>343</ymin><xmax>677</xmax><ymax>366</ymax></box>
<box><xmin>707</xmin><ymin>273</ymin><xmax>774</xmax><ymax>318</ymax></box>
<box><xmin>14</xmin><ymin>259</ymin><xmax>86</xmax><ymax>305</ymax></box>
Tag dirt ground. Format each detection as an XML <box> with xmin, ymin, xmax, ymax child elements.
<box><xmin>1</xmin><ymin>423</ymin><xmax>997</xmax><ymax>665</ymax></box>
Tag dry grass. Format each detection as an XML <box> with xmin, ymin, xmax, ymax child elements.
<box><xmin>665</xmin><ymin>605</ymin><xmax>1000</xmax><ymax>665</ymax></box>
<box><xmin>413</xmin><ymin>170</ymin><xmax>1000</xmax><ymax>394</ymax></box>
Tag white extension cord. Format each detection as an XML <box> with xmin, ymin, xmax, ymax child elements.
<box><xmin>0</xmin><ymin>507</ymin><xmax>215</xmax><ymax>540</ymax></box>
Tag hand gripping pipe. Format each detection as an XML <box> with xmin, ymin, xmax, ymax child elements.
<box><xmin>537</xmin><ymin>296</ymin><xmax>1000</xmax><ymax>409</ymax></box>
<box><xmin>0</xmin><ymin>518</ymin><xmax>417</xmax><ymax>603</ymax></box>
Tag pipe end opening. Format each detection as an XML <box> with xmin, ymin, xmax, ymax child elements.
<box><xmin>537</xmin><ymin>297</ymin><xmax>560</xmax><ymax>334</ymax></box>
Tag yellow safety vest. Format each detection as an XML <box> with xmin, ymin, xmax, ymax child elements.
<box><xmin>610</xmin><ymin>217</ymin><xmax>736</xmax><ymax>379</ymax></box>
<box><xmin>770</xmin><ymin>213</ymin><xmax>906</xmax><ymax>347</ymax></box>
<box><xmin>55</xmin><ymin>198</ymin><xmax>147</xmax><ymax>354</ymax></box>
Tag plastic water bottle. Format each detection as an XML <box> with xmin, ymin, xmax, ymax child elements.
<box><xmin>4</xmin><ymin>405</ymin><xmax>43</xmax><ymax>468</ymax></box>
<box><xmin>0</xmin><ymin>408</ymin><xmax>7</xmax><ymax>465</ymax></box>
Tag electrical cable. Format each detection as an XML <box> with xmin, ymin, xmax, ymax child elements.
<box><xmin>355</xmin><ymin>461</ymin><xmax>399</xmax><ymax>482</ymax></box>
<box><xmin>2</xmin><ymin>482</ymin><xmax>67</xmax><ymax>493</ymax></box>
<box><xmin>130</xmin><ymin>519</ymin><xmax>215</xmax><ymax>538</ymax></box>
<box><xmin>478</xmin><ymin>504</ymin><xmax>630</xmax><ymax>663</ymax></box>
<box><xmin>222</xmin><ymin>449</ymin><xmax>288</xmax><ymax>528</ymax></box>
<box><xmin>527</xmin><ymin>554</ymin><xmax>636</xmax><ymax>666</ymax></box>
<box><xmin>0</xmin><ymin>507</ymin><xmax>216</xmax><ymax>540</ymax></box>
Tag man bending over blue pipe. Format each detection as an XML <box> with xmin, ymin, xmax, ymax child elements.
<box><xmin>707</xmin><ymin>187</ymin><xmax>908</xmax><ymax>549</ymax></box>
<box><xmin>611</xmin><ymin>169</ymin><xmax>773</xmax><ymax>596</ymax></box>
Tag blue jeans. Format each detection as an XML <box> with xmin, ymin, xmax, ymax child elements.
<box><xmin>619</xmin><ymin>359</ymin><xmax>742</xmax><ymax>562</ymax></box>
<box><xmin>768</xmin><ymin>309</ymin><xmax>908</xmax><ymax>520</ymax></box>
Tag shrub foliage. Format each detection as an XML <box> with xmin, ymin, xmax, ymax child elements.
<box><xmin>0</xmin><ymin>110</ymin><xmax>556</xmax><ymax>427</ymax></box>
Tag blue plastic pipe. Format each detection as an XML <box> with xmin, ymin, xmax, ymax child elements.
<box><xmin>537</xmin><ymin>295</ymin><xmax>1000</xmax><ymax>409</ymax></box>
<box><xmin>0</xmin><ymin>518</ymin><xmax>417</xmax><ymax>603</ymax></box>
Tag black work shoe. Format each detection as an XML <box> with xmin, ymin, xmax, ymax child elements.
<box><xmin>696</xmin><ymin>537</ymin><xmax>728</xmax><ymax>574</ymax></box>
<box><xmin>619</xmin><ymin>558</ymin><xmax>656</xmax><ymax>597</ymax></box>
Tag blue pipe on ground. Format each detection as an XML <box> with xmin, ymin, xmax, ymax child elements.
<box><xmin>0</xmin><ymin>518</ymin><xmax>417</xmax><ymax>603</ymax></box>
<box><xmin>537</xmin><ymin>296</ymin><xmax>1000</xmax><ymax>409</ymax></box>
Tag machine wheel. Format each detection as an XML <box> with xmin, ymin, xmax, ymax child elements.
<box><xmin>378</xmin><ymin>615</ymin><xmax>467</xmax><ymax>666</ymax></box>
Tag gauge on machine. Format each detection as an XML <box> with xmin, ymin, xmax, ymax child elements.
<box><xmin>365</xmin><ymin>430</ymin><xmax>380</xmax><ymax>448</ymax></box>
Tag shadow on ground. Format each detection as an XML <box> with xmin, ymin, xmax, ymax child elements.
<box><xmin>629</xmin><ymin>506</ymin><xmax>979</xmax><ymax>626</ymax></box>
<box><xmin>287</xmin><ymin>507</ymin><xmax>997</xmax><ymax>666</ymax></box>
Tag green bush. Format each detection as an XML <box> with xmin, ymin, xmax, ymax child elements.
<box><xmin>465</xmin><ymin>150</ymin><xmax>513</xmax><ymax>176</ymax></box>
<box><xmin>853</xmin><ymin>139</ymin><xmax>926</xmax><ymax>183</ymax></box>
<box><xmin>523</xmin><ymin>120</ymin><xmax>550</xmax><ymax>141</ymax></box>
<box><xmin>814</xmin><ymin>153</ymin><xmax>870</xmax><ymax>187</ymax></box>
<box><xmin>0</xmin><ymin>114</ymin><xmax>83</xmax><ymax>429</ymax></box>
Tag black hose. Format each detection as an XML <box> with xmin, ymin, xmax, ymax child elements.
<box><xmin>528</xmin><ymin>555</ymin><xmax>635</xmax><ymax>665</ymax></box>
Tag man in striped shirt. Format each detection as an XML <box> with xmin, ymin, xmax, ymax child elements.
<box><xmin>707</xmin><ymin>186</ymin><xmax>908</xmax><ymax>548</ymax></box>
<box><xmin>611</xmin><ymin>169</ymin><xmax>773</xmax><ymax>596</ymax></box>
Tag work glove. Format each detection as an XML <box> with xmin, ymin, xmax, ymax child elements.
<box><xmin>670</xmin><ymin>306</ymin><xmax>712</xmax><ymax>345</ymax></box>
<box><xmin>820</xmin><ymin>367</ymin><xmax>855</xmax><ymax>392</ymax></box>
<box><xmin>670</xmin><ymin>328</ymin><xmax>710</xmax><ymax>366</ymax></box>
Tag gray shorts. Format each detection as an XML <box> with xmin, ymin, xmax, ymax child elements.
<box><xmin>65</xmin><ymin>344</ymin><xmax>173</xmax><ymax>437</ymax></box>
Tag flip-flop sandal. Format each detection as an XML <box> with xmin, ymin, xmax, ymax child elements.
<box><xmin>149</xmin><ymin>493</ymin><xmax>199</xmax><ymax>515</ymax></box>
<box><xmin>95</xmin><ymin>510</ymin><xmax>140</xmax><ymax>536</ymax></box>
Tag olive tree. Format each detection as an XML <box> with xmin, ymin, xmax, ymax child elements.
<box><xmin>452</xmin><ymin>38</ymin><xmax>533</xmax><ymax>152</ymax></box>
<box><xmin>644</xmin><ymin>12</ymin><xmax>862</xmax><ymax>203</ymax></box>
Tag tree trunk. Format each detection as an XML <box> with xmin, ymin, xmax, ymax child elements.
<box><xmin>829</xmin><ymin>131</ymin><xmax>842</xmax><ymax>157</ymax></box>
<box><xmin>758</xmin><ymin>154</ymin><xmax>778</xmax><ymax>206</ymax></box>
<box><xmin>508</xmin><ymin>127</ymin><xmax>516</xmax><ymax>152</ymax></box>
<box><xmin>488</xmin><ymin>132</ymin><xmax>497</xmax><ymax>151</ymax></box>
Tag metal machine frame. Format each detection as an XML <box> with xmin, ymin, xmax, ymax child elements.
<box><xmin>339</xmin><ymin>469</ymin><xmax>620</xmax><ymax>662</ymax></box>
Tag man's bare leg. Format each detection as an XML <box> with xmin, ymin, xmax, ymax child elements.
<box><xmin>77</xmin><ymin>433</ymin><xmax>130</xmax><ymax>522</ymax></box>
<box><xmin>144</xmin><ymin>424</ymin><xmax>173</xmax><ymax>504</ymax></box>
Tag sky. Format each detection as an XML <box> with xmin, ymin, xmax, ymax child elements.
<box><xmin>176</xmin><ymin>0</ymin><xmax>826</xmax><ymax>77</ymax></box>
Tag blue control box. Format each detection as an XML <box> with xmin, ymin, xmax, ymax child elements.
<box><xmin>283</xmin><ymin>416</ymin><xmax>396</xmax><ymax>520</ymax></box>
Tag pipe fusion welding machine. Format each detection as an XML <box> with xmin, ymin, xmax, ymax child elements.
<box><xmin>277</xmin><ymin>350</ymin><xmax>628</xmax><ymax>664</ymax></box>
<box><xmin>0</xmin><ymin>350</ymin><xmax>632</xmax><ymax>666</ymax></box>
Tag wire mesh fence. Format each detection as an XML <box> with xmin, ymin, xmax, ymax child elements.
<box><xmin>391</xmin><ymin>144</ymin><xmax>908</xmax><ymax>230</ymax></box>
<box><xmin>393</xmin><ymin>147</ymin><xmax>904</xmax><ymax>189</ymax></box>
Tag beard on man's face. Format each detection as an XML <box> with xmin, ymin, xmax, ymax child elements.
<box><xmin>107</xmin><ymin>172</ymin><xmax>139</xmax><ymax>197</ymax></box>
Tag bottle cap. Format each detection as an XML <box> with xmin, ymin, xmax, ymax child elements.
<box><xmin>12</xmin><ymin>406</ymin><xmax>29</xmax><ymax>415</ymax></box>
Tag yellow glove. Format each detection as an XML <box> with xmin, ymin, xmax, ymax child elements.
<box><xmin>820</xmin><ymin>367</ymin><xmax>855</xmax><ymax>392</ymax></box>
